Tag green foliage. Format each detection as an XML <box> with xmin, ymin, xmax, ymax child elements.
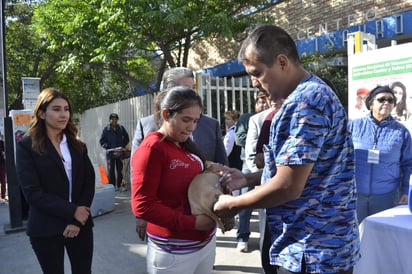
<box><xmin>301</xmin><ymin>51</ymin><xmax>348</xmax><ymax>110</ymax></box>
<box><xmin>5</xmin><ymin>3</ymin><xmax>44</xmax><ymax>109</ymax></box>
<box><xmin>5</xmin><ymin>0</ymin><xmax>273</xmax><ymax>113</ymax></box>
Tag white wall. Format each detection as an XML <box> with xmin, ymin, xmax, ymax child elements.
<box><xmin>78</xmin><ymin>94</ymin><xmax>154</xmax><ymax>167</ymax></box>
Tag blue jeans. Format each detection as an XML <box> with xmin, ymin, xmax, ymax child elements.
<box><xmin>236</xmin><ymin>162</ymin><xmax>253</xmax><ymax>242</ymax></box>
<box><xmin>356</xmin><ymin>190</ymin><xmax>398</xmax><ymax>223</ymax></box>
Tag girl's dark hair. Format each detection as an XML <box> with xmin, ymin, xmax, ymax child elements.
<box><xmin>160</xmin><ymin>86</ymin><xmax>206</xmax><ymax>165</ymax></box>
<box><xmin>27</xmin><ymin>87</ymin><xmax>85</xmax><ymax>155</ymax></box>
<box><xmin>153</xmin><ymin>67</ymin><xmax>195</xmax><ymax>128</ymax></box>
<box><xmin>160</xmin><ymin>86</ymin><xmax>203</xmax><ymax>116</ymax></box>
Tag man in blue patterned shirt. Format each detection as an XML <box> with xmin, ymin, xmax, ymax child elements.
<box><xmin>214</xmin><ymin>24</ymin><xmax>360</xmax><ymax>274</ymax></box>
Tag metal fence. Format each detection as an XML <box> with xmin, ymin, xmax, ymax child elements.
<box><xmin>197</xmin><ymin>73</ymin><xmax>258</xmax><ymax>125</ymax></box>
<box><xmin>78</xmin><ymin>74</ymin><xmax>258</xmax><ymax>167</ymax></box>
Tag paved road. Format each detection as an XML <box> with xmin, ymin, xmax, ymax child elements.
<box><xmin>0</xmin><ymin>191</ymin><xmax>263</xmax><ymax>274</ymax></box>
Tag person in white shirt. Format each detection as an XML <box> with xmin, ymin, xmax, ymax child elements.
<box><xmin>223</xmin><ymin>110</ymin><xmax>242</xmax><ymax>170</ymax></box>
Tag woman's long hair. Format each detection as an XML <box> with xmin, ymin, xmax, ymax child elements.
<box><xmin>27</xmin><ymin>87</ymin><xmax>85</xmax><ymax>155</ymax></box>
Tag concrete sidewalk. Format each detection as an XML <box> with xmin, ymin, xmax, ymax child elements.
<box><xmin>0</xmin><ymin>191</ymin><xmax>263</xmax><ymax>274</ymax></box>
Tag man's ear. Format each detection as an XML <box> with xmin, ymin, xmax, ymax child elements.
<box><xmin>277</xmin><ymin>54</ymin><xmax>288</xmax><ymax>70</ymax></box>
<box><xmin>160</xmin><ymin>108</ymin><xmax>170</xmax><ymax>121</ymax></box>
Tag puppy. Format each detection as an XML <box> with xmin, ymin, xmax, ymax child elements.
<box><xmin>188</xmin><ymin>162</ymin><xmax>235</xmax><ymax>233</ymax></box>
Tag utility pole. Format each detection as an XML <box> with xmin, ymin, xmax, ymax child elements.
<box><xmin>1</xmin><ymin>0</ymin><xmax>25</xmax><ymax>233</ymax></box>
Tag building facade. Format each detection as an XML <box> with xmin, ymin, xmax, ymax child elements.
<box><xmin>189</xmin><ymin>0</ymin><xmax>412</xmax><ymax>77</ymax></box>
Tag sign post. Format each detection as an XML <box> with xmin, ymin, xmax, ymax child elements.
<box><xmin>1</xmin><ymin>0</ymin><xmax>26</xmax><ymax>233</ymax></box>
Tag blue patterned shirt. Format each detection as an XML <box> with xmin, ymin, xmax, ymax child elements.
<box><xmin>262</xmin><ymin>74</ymin><xmax>360</xmax><ymax>273</ymax></box>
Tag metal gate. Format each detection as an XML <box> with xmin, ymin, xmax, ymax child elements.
<box><xmin>197</xmin><ymin>73</ymin><xmax>258</xmax><ymax>124</ymax></box>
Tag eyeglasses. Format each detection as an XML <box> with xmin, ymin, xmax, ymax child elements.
<box><xmin>375</xmin><ymin>97</ymin><xmax>395</xmax><ymax>104</ymax></box>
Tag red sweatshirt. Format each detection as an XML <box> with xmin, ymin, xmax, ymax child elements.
<box><xmin>131</xmin><ymin>132</ymin><xmax>214</xmax><ymax>241</ymax></box>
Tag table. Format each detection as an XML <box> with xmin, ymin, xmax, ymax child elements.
<box><xmin>354</xmin><ymin>205</ymin><xmax>412</xmax><ymax>274</ymax></box>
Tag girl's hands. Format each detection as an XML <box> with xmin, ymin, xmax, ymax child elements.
<box><xmin>195</xmin><ymin>214</ymin><xmax>216</xmax><ymax>231</ymax></box>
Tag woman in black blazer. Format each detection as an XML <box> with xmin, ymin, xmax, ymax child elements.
<box><xmin>16</xmin><ymin>87</ymin><xmax>95</xmax><ymax>274</ymax></box>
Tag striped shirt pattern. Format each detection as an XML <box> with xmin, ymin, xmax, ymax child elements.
<box><xmin>147</xmin><ymin>229</ymin><xmax>215</xmax><ymax>254</ymax></box>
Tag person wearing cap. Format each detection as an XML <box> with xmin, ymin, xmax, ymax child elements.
<box><xmin>353</xmin><ymin>87</ymin><xmax>370</xmax><ymax>119</ymax></box>
<box><xmin>348</xmin><ymin>85</ymin><xmax>412</xmax><ymax>223</ymax></box>
<box><xmin>99</xmin><ymin>113</ymin><xmax>130</xmax><ymax>191</ymax></box>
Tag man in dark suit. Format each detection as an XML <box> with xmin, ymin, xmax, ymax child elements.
<box><xmin>131</xmin><ymin>67</ymin><xmax>228</xmax><ymax>166</ymax></box>
<box><xmin>131</xmin><ymin>67</ymin><xmax>228</xmax><ymax>241</ymax></box>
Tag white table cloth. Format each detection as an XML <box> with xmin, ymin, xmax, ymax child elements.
<box><xmin>354</xmin><ymin>205</ymin><xmax>412</xmax><ymax>274</ymax></box>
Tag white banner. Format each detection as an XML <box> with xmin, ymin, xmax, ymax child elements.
<box><xmin>348</xmin><ymin>43</ymin><xmax>412</xmax><ymax>131</ymax></box>
<box><xmin>21</xmin><ymin>77</ymin><xmax>40</xmax><ymax>110</ymax></box>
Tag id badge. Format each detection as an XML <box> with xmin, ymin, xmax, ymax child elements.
<box><xmin>367</xmin><ymin>149</ymin><xmax>380</xmax><ymax>164</ymax></box>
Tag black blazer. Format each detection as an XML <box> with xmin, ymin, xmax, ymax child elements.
<box><xmin>192</xmin><ymin>115</ymin><xmax>228</xmax><ymax>165</ymax></box>
<box><xmin>16</xmin><ymin>136</ymin><xmax>95</xmax><ymax>237</ymax></box>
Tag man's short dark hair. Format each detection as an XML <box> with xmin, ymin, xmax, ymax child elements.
<box><xmin>238</xmin><ymin>24</ymin><xmax>300</xmax><ymax>67</ymax></box>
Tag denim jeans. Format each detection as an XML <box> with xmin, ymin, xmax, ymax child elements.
<box><xmin>356</xmin><ymin>189</ymin><xmax>398</xmax><ymax>223</ymax></box>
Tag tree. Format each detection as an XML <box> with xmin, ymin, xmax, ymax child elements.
<box><xmin>32</xmin><ymin>0</ymin><xmax>273</xmax><ymax>94</ymax></box>
<box><xmin>301</xmin><ymin>51</ymin><xmax>348</xmax><ymax>110</ymax></box>
<box><xmin>5</xmin><ymin>2</ymin><xmax>46</xmax><ymax>109</ymax></box>
<box><xmin>4</xmin><ymin>1</ymin><xmax>126</xmax><ymax>112</ymax></box>
<box><xmin>5</xmin><ymin>0</ymin><xmax>279</xmax><ymax>112</ymax></box>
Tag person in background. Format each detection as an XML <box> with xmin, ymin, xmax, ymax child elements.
<box><xmin>0</xmin><ymin>133</ymin><xmax>6</xmax><ymax>204</ymax></box>
<box><xmin>132</xmin><ymin>67</ymin><xmax>228</xmax><ymax>166</ymax></box>
<box><xmin>246</xmin><ymin>97</ymin><xmax>282</xmax><ymax>274</ymax></box>
<box><xmin>15</xmin><ymin>87</ymin><xmax>95</xmax><ymax>274</ymax></box>
<box><xmin>99</xmin><ymin>113</ymin><xmax>129</xmax><ymax>191</ymax></box>
<box><xmin>391</xmin><ymin>81</ymin><xmax>408</xmax><ymax>121</ymax></box>
<box><xmin>223</xmin><ymin>110</ymin><xmax>242</xmax><ymax>170</ymax></box>
<box><xmin>131</xmin><ymin>86</ymin><xmax>217</xmax><ymax>274</ymax></box>
<box><xmin>132</xmin><ymin>67</ymin><xmax>228</xmax><ymax>241</ymax></box>
<box><xmin>255</xmin><ymin>100</ymin><xmax>283</xmax><ymax>170</ymax></box>
<box><xmin>214</xmin><ymin>24</ymin><xmax>360</xmax><ymax>274</ymax></box>
<box><xmin>245</xmin><ymin>95</ymin><xmax>272</xmax><ymax>173</ymax></box>
<box><xmin>348</xmin><ymin>85</ymin><xmax>412</xmax><ymax>223</ymax></box>
<box><xmin>131</xmin><ymin>67</ymin><xmax>195</xmax><ymax>151</ymax></box>
<box><xmin>234</xmin><ymin>91</ymin><xmax>269</xmax><ymax>253</ymax></box>
<box><xmin>353</xmin><ymin>87</ymin><xmax>370</xmax><ymax>119</ymax></box>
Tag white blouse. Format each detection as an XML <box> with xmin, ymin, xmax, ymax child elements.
<box><xmin>223</xmin><ymin>125</ymin><xmax>236</xmax><ymax>156</ymax></box>
<box><xmin>60</xmin><ymin>134</ymin><xmax>73</xmax><ymax>202</ymax></box>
